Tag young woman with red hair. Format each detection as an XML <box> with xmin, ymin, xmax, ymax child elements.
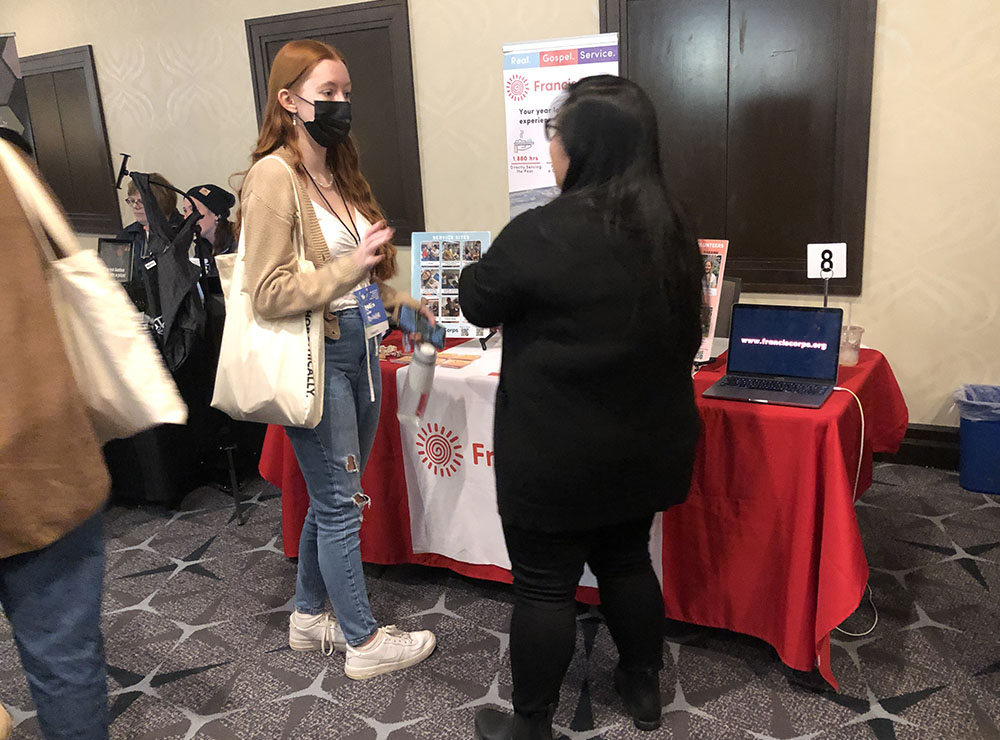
<box><xmin>239</xmin><ymin>39</ymin><xmax>436</xmax><ymax>680</ymax></box>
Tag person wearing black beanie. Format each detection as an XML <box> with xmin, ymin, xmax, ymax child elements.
<box><xmin>184</xmin><ymin>183</ymin><xmax>237</xmax><ymax>258</ymax></box>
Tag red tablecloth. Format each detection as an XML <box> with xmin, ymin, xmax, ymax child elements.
<box><xmin>671</xmin><ymin>349</ymin><xmax>907</xmax><ymax>689</ymax></box>
<box><xmin>260</xmin><ymin>344</ymin><xmax>907</xmax><ymax>689</ymax></box>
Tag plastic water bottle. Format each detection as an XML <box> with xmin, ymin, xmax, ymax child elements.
<box><xmin>397</xmin><ymin>341</ymin><xmax>437</xmax><ymax>427</ymax></box>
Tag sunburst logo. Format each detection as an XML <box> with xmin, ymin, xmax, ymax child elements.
<box><xmin>415</xmin><ymin>423</ymin><xmax>464</xmax><ymax>477</ymax></box>
<box><xmin>506</xmin><ymin>74</ymin><xmax>529</xmax><ymax>101</ymax></box>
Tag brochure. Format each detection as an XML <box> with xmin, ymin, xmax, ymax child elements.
<box><xmin>696</xmin><ymin>239</ymin><xmax>729</xmax><ymax>363</ymax></box>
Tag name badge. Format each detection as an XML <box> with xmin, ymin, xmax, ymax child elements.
<box><xmin>353</xmin><ymin>284</ymin><xmax>389</xmax><ymax>340</ymax></box>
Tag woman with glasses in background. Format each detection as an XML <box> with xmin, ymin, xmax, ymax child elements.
<box><xmin>117</xmin><ymin>173</ymin><xmax>183</xmax><ymax>278</ymax></box>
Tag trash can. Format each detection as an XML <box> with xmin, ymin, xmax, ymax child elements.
<box><xmin>956</xmin><ymin>384</ymin><xmax>1000</xmax><ymax>495</ymax></box>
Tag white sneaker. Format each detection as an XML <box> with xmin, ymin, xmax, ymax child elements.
<box><xmin>288</xmin><ymin>611</ymin><xmax>347</xmax><ymax>655</ymax></box>
<box><xmin>345</xmin><ymin>625</ymin><xmax>436</xmax><ymax>679</ymax></box>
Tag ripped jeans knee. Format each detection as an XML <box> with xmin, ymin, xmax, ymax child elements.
<box><xmin>343</xmin><ymin>454</ymin><xmax>371</xmax><ymax>518</ymax></box>
<box><xmin>351</xmin><ymin>491</ymin><xmax>371</xmax><ymax>521</ymax></box>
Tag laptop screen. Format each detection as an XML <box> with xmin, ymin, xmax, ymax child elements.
<box><xmin>726</xmin><ymin>305</ymin><xmax>843</xmax><ymax>381</ymax></box>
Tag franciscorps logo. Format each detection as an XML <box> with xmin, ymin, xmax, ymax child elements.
<box><xmin>416</xmin><ymin>423</ymin><xmax>464</xmax><ymax>477</ymax></box>
<box><xmin>506</xmin><ymin>74</ymin><xmax>529</xmax><ymax>101</ymax></box>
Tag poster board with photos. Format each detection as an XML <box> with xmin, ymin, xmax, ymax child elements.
<box><xmin>696</xmin><ymin>239</ymin><xmax>729</xmax><ymax>363</ymax></box>
<box><xmin>411</xmin><ymin>231</ymin><xmax>491</xmax><ymax>339</ymax></box>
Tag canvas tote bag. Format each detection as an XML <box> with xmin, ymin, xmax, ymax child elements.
<box><xmin>211</xmin><ymin>155</ymin><xmax>324</xmax><ymax>428</ymax></box>
<box><xmin>0</xmin><ymin>140</ymin><xmax>187</xmax><ymax>445</ymax></box>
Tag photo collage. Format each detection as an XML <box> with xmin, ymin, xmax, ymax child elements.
<box><xmin>413</xmin><ymin>231</ymin><xmax>491</xmax><ymax>338</ymax></box>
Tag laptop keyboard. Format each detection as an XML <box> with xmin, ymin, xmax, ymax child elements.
<box><xmin>720</xmin><ymin>376</ymin><xmax>830</xmax><ymax>395</ymax></box>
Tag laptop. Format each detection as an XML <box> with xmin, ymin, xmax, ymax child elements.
<box><xmin>702</xmin><ymin>304</ymin><xmax>843</xmax><ymax>408</ymax></box>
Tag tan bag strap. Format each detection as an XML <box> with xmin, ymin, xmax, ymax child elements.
<box><xmin>0</xmin><ymin>139</ymin><xmax>80</xmax><ymax>266</ymax></box>
<box><xmin>261</xmin><ymin>154</ymin><xmax>308</xmax><ymax>262</ymax></box>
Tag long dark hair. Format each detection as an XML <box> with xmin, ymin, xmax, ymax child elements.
<box><xmin>552</xmin><ymin>75</ymin><xmax>703</xmax><ymax>356</ymax></box>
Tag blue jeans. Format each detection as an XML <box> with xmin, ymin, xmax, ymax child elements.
<box><xmin>0</xmin><ymin>513</ymin><xmax>109</xmax><ymax>740</ymax></box>
<box><xmin>285</xmin><ymin>308</ymin><xmax>381</xmax><ymax>646</ymax></box>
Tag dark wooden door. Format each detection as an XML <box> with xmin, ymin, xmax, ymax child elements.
<box><xmin>624</xmin><ymin>0</ymin><xmax>729</xmax><ymax>239</ymax></box>
<box><xmin>22</xmin><ymin>46</ymin><xmax>121</xmax><ymax>234</ymax></box>
<box><xmin>726</xmin><ymin>0</ymin><xmax>842</xmax><ymax>289</ymax></box>
<box><xmin>602</xmin><ymin>0</ymin><xmax>876</xmax><ymax>295</ymax></box>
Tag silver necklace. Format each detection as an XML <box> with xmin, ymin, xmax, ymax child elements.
<box><xmin>306</xmin><ymin>166</ymin><xmax>335</xmax><ymax>189</ymax></box>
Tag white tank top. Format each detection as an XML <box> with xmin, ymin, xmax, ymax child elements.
<box><xmin>312</xmin><ymin>201</ymin><xmax>371</xmax><ymax>311</ymax></box>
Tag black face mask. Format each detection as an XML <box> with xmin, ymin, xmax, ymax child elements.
<box><xmin>296</xmin><ymin>96</ymin><xmax>351</xmax><ymax>148</ymax></box>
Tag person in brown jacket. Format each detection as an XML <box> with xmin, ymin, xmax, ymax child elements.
<box><xmin>0</xmin><ymin>131</ymin><xmax>111</xmax><ymax>740</ymax></box>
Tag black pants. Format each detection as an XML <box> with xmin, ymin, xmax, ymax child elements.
<box><xmin>502</xmin><ymin>515</ymin><xmax>664</xmax><ymax>716</ymax></box>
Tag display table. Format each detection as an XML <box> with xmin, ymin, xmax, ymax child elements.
<box><xmin>673</xmin><ymin>349</ymin><xmax>907</xmax><ymax>688</ymax></box>
<box><xmin>260</xmin><ymin>339</ymin><xmax>907</xmax><ymax>689</ymax></box>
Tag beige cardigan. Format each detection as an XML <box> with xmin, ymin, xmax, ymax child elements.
<box><xmin>241</xmin><ymin>146</ymin><xmax>419</xmax><ymax>340</ymax></box>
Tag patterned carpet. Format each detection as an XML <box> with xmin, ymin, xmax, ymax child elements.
<box><xmin>1</xmin><ymin>463</ymin><xmax>999</xmax><ymax>739</ymax></box>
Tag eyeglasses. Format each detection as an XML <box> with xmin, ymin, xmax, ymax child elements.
<box><xmin>544</xmin><ymin>118</ymin><xmax>558</xmax><ymax>141</ymax></box>
<box><xmin>125</xmin><ymin>197</ymin><xmax>144</xmax><ymax>208</ymax></box>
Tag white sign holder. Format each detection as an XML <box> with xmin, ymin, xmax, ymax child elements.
<box><xmin>807</xmin><ymin>242</ymin><xmax>847</xmax><ymax>307</ymax></box>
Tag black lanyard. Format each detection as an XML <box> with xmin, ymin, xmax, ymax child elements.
<box><xmin>303</xmin><ymin>169</ymin><xmax>360</xmax><ymax>246</ymax></box>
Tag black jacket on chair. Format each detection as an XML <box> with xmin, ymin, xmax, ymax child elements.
<box><xmin>459</xmin><ymin>196</ymin><xmax>702</xmax><ymax>532</ymax></box>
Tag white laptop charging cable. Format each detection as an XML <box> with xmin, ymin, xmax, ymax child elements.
<box><xmin>833</xmin><ymin>386</ymin><xmax>865</xmax><ymax>502</ymax></box>
<box><xmin>836</xmin><ymin>582</ymin><xmax>878</xmax><ymax>637</ymax></box>
<box><xmin>831</xmin><ymin>385</ymin><xmax>878</xmax><ymax>637</ymax></box>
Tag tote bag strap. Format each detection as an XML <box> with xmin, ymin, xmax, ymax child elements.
<box><xmin>0</xmin><ymin>140</ymin><xmax>80</xmax><ymax>266</ymax></box>
<box><xmin>261</xmin><ymin>154</ymin><xmax>307</xmax><ymax>262</ymax></box>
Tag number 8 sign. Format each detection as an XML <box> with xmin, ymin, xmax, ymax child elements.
<box><xmin>807</xmin><ymin>242</ymin><xmax>847</xmax><ymax>279</ymax></box>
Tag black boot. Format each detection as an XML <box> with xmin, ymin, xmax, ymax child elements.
<box><xmin>613</xmin><ymin>666</ymin><xmax>662</xmax><ymax>731</ymax></box>
<box><xmin>474</xmin><ymin>707</ymin><xmax>554</xmax><ymax>740</ymax></box>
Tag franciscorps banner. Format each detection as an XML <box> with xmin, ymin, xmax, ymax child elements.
<box><xmin>396</xmin><ymin>348</ymin><xmax>510</xmax><ymax>568</ymax></box>
<box><xmin>503</xmin><ymin>33</ymin><xmax>618</xmax><ymax>218</ymax></box>
<box><xmin>396</xmin><ymin>343</ymin><xmax>663</xmax><ymax>588</ymax></box>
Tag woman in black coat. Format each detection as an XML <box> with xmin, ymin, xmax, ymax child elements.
<box><xmin>460</xmin><ymin>75</ymin><xmax>704</xmax><ymax>740</ymax></box>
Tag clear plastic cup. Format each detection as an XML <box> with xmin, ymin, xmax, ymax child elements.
<box><xmin>840</xmin><ymin>325</ymin><xmax>864</xmax><ymax>366</ymax></box>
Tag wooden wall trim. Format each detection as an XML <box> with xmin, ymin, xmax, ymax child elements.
<box><xmin>874</xmin><ymin>423</ymin><xmax>960</xmax><ymax>471</ymax></box>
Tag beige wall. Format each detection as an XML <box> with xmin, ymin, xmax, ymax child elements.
<box><xmin>4</xmin><ymin>0</ymin><xmax>997</xmax><ymax>425</ymax></box>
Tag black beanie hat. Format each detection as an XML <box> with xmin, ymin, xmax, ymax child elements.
<box><xmin>186</xmin><ymin>184</ymin><xmax>236</xmax><ymax>220</ymax></box>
